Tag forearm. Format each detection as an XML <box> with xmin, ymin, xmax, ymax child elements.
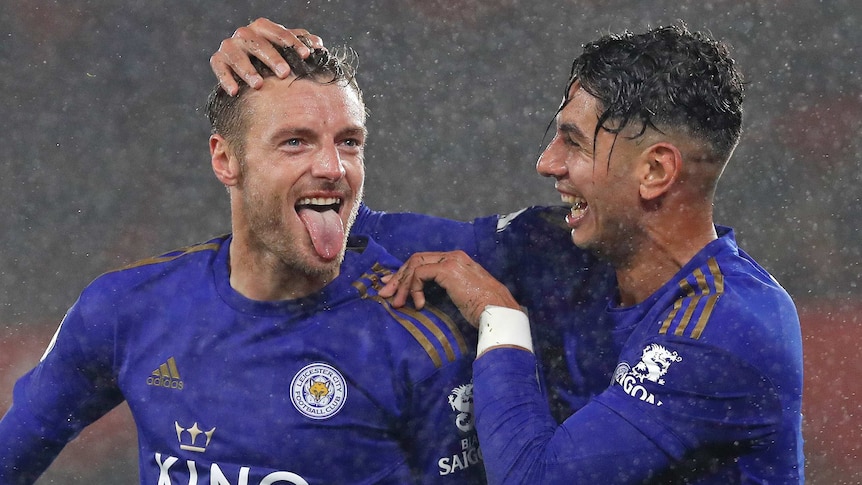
<box><xmin>473</xmin><ymin>350</ymin><xmax>671</xmax><ymax>484</ymax></box>
<box><xmin>0</xmin><ymin>400</ymin><xmax>70</xmax><ymax>484</ymax></box>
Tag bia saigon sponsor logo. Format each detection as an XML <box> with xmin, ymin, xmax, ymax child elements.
<box><xmin>290</xmin><ymin>363</ymin><xmax>347</xmax><ymax>419</ymax></box>
<box><xmin>612</xmin><ymin>343</ymin><xmax>682</xmax><ymax>406</ymax></box>
<box><xmin>438</xmin><ymin>382</ymin><xmax>483</xmax><ymax>476</ymax></box>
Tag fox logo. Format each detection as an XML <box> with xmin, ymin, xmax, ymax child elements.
<box><xmin>307</xmin><ymin>378</ymin><xmax>331</xmax><ymax>403</ymax></box>
<box><xmin>290</xmin><ymin>363</ymin><xmax>347</xmax><ymax>419</ymax></box>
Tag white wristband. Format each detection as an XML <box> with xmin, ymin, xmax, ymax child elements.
<box><xmin>477</xmin><ymin>305</ymin><xmax>533</xmax><ymax>357</ymax></box>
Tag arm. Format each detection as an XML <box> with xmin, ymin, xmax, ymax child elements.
<box><xmin>352</xmin><ymin>204</ymin><xmax>489</xmax><ymax>262</ymax></box>
<box><xmin>380</xmin><ymin>254</ymin><xmax>784</xmax><ymax>484</ymax></box>
<box><xmin>0</xmin><ymin>300</ymin><xmax>123</xmax><ymax>483</ymax></box>
<box><xmin>473</xmin><ymin>337</ymin><xmax>782</xmax><ymax>484</ymax></box>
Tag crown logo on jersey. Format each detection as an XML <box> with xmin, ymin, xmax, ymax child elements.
<box><xmin>147</xmin><ymin>356</ymin><xmax>184</xmax><ymax>390</ymax></box>
<box><xmin>175</xmin><ymin>421</ymin><xmax>216</xmax><ymax>453</ymax></box>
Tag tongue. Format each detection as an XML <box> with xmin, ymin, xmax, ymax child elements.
<box><xmin>297</xmin><ymin>208</ymin><xmax>345</xmax><ymax>260</ymax></box>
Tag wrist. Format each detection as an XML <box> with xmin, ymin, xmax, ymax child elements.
<box><xmin>476</xmin><ymin>305</ymin><xmax>533</xmax><ymax>357</ymax></box>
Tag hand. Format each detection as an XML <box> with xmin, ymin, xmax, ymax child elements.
<box><xmin>210</xmin><ymin>18</ymin><xmax>325</xmax><ymax>95</ymax></box>
<box><xmin>379</xmin><ymin>251</ymin><xmax>520</xmax><ymax>328</ymax></box>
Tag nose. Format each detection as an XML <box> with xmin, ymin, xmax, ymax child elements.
<box><xmin>536</xmin><ymin>137</ymin><xmax>567</xmax><ymax>178</ymax></box>
<box><xmin>312</xmin><ymin>144</ymin><xmax>346</xmax><ymax>181</ymax></box>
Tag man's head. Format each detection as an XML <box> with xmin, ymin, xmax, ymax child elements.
<box><xmin>207</xmin><ymin>40</ymin><xmax>367</xmax><ymax>299</ymax></box>
<box><xmin>537</xmin><ymin>25</ymin><xmax>744</xmax><ymax>263</ymax></box>
<box><xmin>206</xmin><ymin>38</ymin><xmax>364</xmax><ymax>159</ymax></box>
<box><xmin>566</xmin><ymin>23</ymin><xmax>744</xmax><ymax>167</ymax></box>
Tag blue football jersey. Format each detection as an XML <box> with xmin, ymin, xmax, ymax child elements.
<box><xmin>353</xmin><ymin>204</ymin><xmax>620</xmax><ymax>418</ymax></box>
<box><xmin>0</xmin><ymin>235</ymin><xmax>485</xmax><ymax>485</ymax></box>
<box><xmin>353</xmin><ymin>207</ymin><xmax>804</xmax><ymax>483</ymax></box>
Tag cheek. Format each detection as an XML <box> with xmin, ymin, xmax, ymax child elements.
<box><xmin>346</xmin><ymin>160</ymin><xmax>365</xmax><ymax>190</ymax></box>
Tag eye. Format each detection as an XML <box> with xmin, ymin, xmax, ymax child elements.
<box><xmin>564</xmin><ymin>136</ymin><xmax>581</xmax><ymax>148</ymax></box>
<box><xmin>342</xmin><ymin>138</ymin><xmax>362</xmax><ymax>147</ymax></box>
<box><xmin>284</xmin><ymin>138</ymin><xmax>302</xmax><ymax>146</ymax></box>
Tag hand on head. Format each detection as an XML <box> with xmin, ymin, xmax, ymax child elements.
<box><xmin>210</xmin><ymin>18</ymin><xmax>325</xmax><ymax>95</ymax></box>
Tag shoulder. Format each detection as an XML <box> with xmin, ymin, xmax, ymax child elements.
<box><xmin>658</xmin><ymin>246</ymin><xmax>798</xmax><ymax>344</ymax></box>
<box><xmin>634</xmin><ymin>237</ymin><xmax>802</xmax><ymax>390</ymax></box>
<box><xmin>342</xmin><ymin>237</ymin><xmax>476</xmax><ymax>373</ymax></box>
<box><xmin>79</xmin><ymin>236</ymin><xmax>227</xmax><ymax>309</ymax></box>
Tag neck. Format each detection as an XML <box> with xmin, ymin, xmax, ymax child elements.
<box><xmin>228</xmin><ymin>233</ymin><xmax>336</xmax><ymax>301</ymax></box>
<box><xmin>614</xmin><ymin>216</ymin><xmax>717</xmax><ymax>307</ymax></box>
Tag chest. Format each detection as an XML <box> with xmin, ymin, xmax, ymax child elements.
<box><xmin>112</xmin><ymin>305</ymin><xmax>412</xmax><ymax>484</ymax></box>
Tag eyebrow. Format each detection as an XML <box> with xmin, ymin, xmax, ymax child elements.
<box><xmin>340</xmin><ymin>126</ymin><xmax>368</xmax><ymax>139</ymax></box>
<box><xmin>558</xmin><ymin>122</ymin><xmax>590</xmax><ymax>144</ymax></box>
<box><xmin>268</xmin><ymin>125</ymin><xmax>368</xmax><ymax>142</ymax></box>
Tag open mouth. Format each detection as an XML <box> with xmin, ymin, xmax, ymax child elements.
<box><xmin>295</xmin><ymin>196</ymin><xmax>346</xmax><ymax>260</ymax></box>
<box><xmin>296</xmin><ymin>196</ymin><xmax>343</xmax><ymax>213</ymax></box>
<box><xmin>561</xmin><ymin>193</ymin><xmax>588</xmax><ymax>219</ymax></box>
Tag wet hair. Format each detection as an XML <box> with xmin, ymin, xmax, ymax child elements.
<box><xmin>205</xmin><ymin>38</ymin><xmax>363</xmax><ymax>156</ymax></box>
<box><xmin>564</xmin><ymin>23</ymin><xmax>744</xmax><ymax>163</ymax></box>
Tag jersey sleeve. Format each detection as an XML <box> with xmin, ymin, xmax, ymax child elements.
<box><xmin>472</xmin><ymin>335</ymin><xmax>783</xmax><ymax>484</ymax></box>
<box><xmin>472</xmin><ymin>349</ymin><xmax>672</xmax><ymax>484</ymax></box>
<box><xmin>350</xmin><ymin>204</ymin><xmax>496</xmax><ymax>263</ymax></box>
<box><xmin>0</xmin><ymin>292</ymin><xmax>124</xmax><ymax>483</ymax></box>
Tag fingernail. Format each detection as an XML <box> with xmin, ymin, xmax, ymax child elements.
<box><xmin>275</xmin><ymin>64</ymin><xmax>289</xmax><ymax>77</ymax></box>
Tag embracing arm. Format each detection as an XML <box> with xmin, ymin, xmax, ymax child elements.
<box><xmin>472</xmin><ymin>348</ymin><xmax>672</xmax><ymax>484</ymax></box>
<box><xmin>380</xmin><ymin>252</ymin><xmax>784</xmax><ymax>484</ymax></box>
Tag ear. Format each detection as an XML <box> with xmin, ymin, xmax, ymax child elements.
<box><xmin>210</xmin><ymin>134</ymin><xmax>240</xmax><ymax>187</ymax></box>
<box><xmin>639</xmin><ymin>142</ymin><xmax>682</xmax><ymax>201</ymax></box>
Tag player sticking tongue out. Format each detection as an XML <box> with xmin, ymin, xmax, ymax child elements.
<box><xmin>296</xmin><ymin>197</ymin><xmax>345</xmax><ymax>261</ymax></box>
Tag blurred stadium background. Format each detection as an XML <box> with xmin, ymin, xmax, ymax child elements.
<box><xmin>1</xmin><ymin>0</ymin><xmax>859</xmax><ymax>483</ymax></box>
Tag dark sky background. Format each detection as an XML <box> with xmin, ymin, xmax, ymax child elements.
<box><xmin>0</xmin><ymin>1</ymin><xmax>860</xmax><ymax>482</ymax></box>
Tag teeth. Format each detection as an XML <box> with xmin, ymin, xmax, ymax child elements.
<box><xmin>297</xmin><ymin>197</ymin><xmax>342</xmax><ymax>207</ymax></box>
<box><xmin>561</xmin><ymin>194</ymin><xmax>587</xmax><ymax>217</ymax></box>
<box><xmin>561</xmin><ymin>194</ymin><xmax>586</xmax><ymax>209</ymax></box>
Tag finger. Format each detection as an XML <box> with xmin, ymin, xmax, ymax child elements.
<box><xmin>380</xmin><ymin>252</ymin><xmax>439</xmax><ymax>306</ymax></box>
<box><xmin>231</xmin><ymin>26</ymin><xmax>292</xmax><ymax>78</ymax></box>
<box><xmin>211</xmin><ymin>40</ymin><xmax>266</xmax><ymax>91</ymax></box>
<box><xmin>246</xmin><ymin>20</ymin><xmax>315</xmax><ymax>60</ymax></box>
<box><xmin>390</xmin><ymin>264</ymin><xmax>421</xmax><ymax>308</ymax></box>
<box><xmin>210</xmin><ymin>53</ymin><xmax>242</xmax><ymax>95</ymax></box>
<box><xmin>301</xmin><ymin>33</ymin><xmax>325</xmax><ymax>50</ymax></box>
<box><xmin>378</xmin><ymin>274</ymin><xmax>396</xmax><ymax>298</ymax></box>
<box><xmin>394</xmin><ymin>254</ymin><xmax>455</xmax><ymax>309</ymax></box>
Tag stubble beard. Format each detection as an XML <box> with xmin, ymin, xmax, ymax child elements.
<box><xmin>241</xmin><ymin>186</ymin><xmax>343</xmax><ymax>284</ymax></box>
<box><xmin>580</xmin><ymin>214</ymin><xmax>644</xmax><ymax>271</ymax></box>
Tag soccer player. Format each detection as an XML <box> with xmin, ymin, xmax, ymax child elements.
<box><xmin>0</xmin><ymin>39</ymin><xmax>485</xmax><ymax>484</ymax></box>
<box><xmin>212</xmin><ymin>21</ymin><xmax>804</xmax><ymax>483</ymax></box>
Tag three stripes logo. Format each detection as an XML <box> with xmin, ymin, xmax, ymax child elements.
<box><xmin>147</xmin><ymin>356</ymin><xmax>184</xmax><ymax>390</ymax></box>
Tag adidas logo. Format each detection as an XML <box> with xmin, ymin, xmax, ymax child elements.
<box><xmin>147</xmin><ymin>356</ymin><xmax>184</xmax><ymax>390</ymax></box>
<box><xmin>175</xmin><ymin>422</ymin><xmax>215</xmax><ymax>453</ymax></box>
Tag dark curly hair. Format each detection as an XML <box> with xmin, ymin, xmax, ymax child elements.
<box><xmin>565</xmin><ymin>23</ymin><xmax>744</xmax><ymax>164</ymax></box>
<box><xmin>205</xmin><ymin>37</ymin><xmax>363</xmax><ymax>156</ymax></box>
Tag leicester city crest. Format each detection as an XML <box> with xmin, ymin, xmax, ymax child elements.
<box><xmin>290</xmin><ymin>362</ymin><xmax>348</xmax><ymax>420</ymax></box>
